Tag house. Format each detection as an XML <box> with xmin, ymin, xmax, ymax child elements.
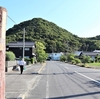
<box><xmin>74</xmin><ymin>51</ymin><xmax>82</xmax><ymax>56</ymax></box>
<box><xmin>93</xmin><ymin>50</ymin><xmax>100</xmax><ymax>53</ymax></box>
<box><xmin>75</xmin><ymin>51</ymin><xmax>100</xmax><ymax>60</ymax></box>
<box><xmin>48</xmin><ymin>52</ymin><xmax>64</xmax><ymax>61</ymax></box>
<box><xmin>6</xmin><ymin>42</ymin><xmax>35</xmax><ymax>59</ymax></box>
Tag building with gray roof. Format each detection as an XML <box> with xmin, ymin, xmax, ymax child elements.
<box><xmin>6</xmin><ymin>42</ymin><xmax>35</xmax><ymax>59</ymax></box>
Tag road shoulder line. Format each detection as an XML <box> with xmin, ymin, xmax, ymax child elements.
<box><xmin>75</xmin><ymin>71</ymin><xmax>100</xmax><ymax>84</ymax></box>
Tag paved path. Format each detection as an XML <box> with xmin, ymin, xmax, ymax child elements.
<box><xmin>5</xmin><ymin>63</ymin><xmax>45</xmax><ymax>99</ymax></box>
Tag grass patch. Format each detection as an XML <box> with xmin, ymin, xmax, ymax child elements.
<box><xmin>77</xmin><ymin>63</ymin><xmax>100</xmax><ymax>68</ymax></box>
<box><xmin>87</xmin><ymin>63</ymin><xmax>100</xmax><ymax>66</ymax></box>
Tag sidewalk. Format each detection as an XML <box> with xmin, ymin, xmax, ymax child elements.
<box><xmin>5</xmin><ymin>63</ymin><xmax>46</xmax><ymax>99</ymax></box>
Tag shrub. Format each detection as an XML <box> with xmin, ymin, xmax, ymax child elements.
<box><xmin>60</xmin><ymin>55</ymin><xmax>67</xmax><ymax>62</ymax></box>
<box><xmin>91</xmin><ymin>60</ymin><xmax>95</xmax><ymax>63</ymax></box>
<box><xmin>24</xmin><ymin>58</ymin><xmax>30</xmax><ymax>61</ymax></box>
<box><xmin>68</xmin><ymin>56</ymin><xmax>74</xmax><ymax>62</ymax></box>
<box><xmin>71</xmin><ymin>60</ymin><xmax>76</xmax><ymax>64</ymax></box>
<box><xmin>6</xmin><ymin>51</ymin><xmax>16</xmax><ymax>61</ymax></box>
<box><xmin>31</xmin><ymin>58</ymin><xmax>34</xmax><ymax>64</ymax></box>
<box><xmin>74</xmin><ymin>58</ymin><xmax>81</xmax><ymax>64</ymax></box>
<box><xmin>82</xmin><ymin>55</ymin><xmax>92</xmax><ymax>63</ymax></box>
<box><xmin>67</xmin><ymin>54</ymin><xmax>75</xmax><ymax>62</ymax></box>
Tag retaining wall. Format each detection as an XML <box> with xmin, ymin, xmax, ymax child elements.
<box><xmin>5</xmin><ymin>61</ymin><xmax>17</xmax><ymax>72</ymax></box>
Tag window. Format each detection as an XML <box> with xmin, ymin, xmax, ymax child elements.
<box><xmin>25</xmin><ymin>48</ymin><xmax>29</xmax><ymax>51</ymax></box>
<box><xmin>25</xmin><ymin>56</ymin><xmax>29</xmax><ymax>58</ymax></box>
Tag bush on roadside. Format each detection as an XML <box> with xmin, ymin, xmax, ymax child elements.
<box><xmin>71</xmin><ymin>60</ymin><xmax>76</xmax><ymax>64</ymax></box>
<box><xmin>24</xmin><ymin>58</ymin><xmax>31</xmax><ymax>65</ymax></box>
<box><xmin>74</xmin><ymin>58</ymin><xmax>81</xmax><ymax>64</ymax></box>
<box><xmin>60</xmin><ymin>55</ymin><xmax>67</xmax><ymax>62</ymax></box>
<box><xmin>81</xmin><ymin>55</ymin><xmax>92</xmax><ymax>63</ymax></box>
<box><xmin>31</xmin><ymin>58</ymin><xmax>34</xmax><ymax>64</ymax></box>
<box><xmin>6</xmin><ymin>51</ymin><xmax>16</xmax><ymax>61</ymax></box>
<box><xmin>91</xmin><ymin>60</ymin><xmax>95</xmax><ymax>63</ymax></box>
<box><xmin>67</xmin><ymin>54</ymin><xmax>75</xmax><ymax>62</ymax></box>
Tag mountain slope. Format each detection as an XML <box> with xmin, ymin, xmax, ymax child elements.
<box><xmin>6</xmin><ymin>18</ymin><xmax>85</xmax><ymax>52</ymax></box>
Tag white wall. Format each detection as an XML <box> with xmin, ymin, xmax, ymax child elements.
<box><xmin>50</xmin><ymin>53</ymin><xmax>63</xmax><ymax>61</ymax></box>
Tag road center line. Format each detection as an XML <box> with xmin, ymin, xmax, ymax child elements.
<box><xmin>46</xmin><ymin>76</ymin><xmax>49</xmax><ymax>99</ymax></box>
<box><xmin>75</xmin><ymin>71</ymin><xmax>100</xmax><ymax>84</ymax></box>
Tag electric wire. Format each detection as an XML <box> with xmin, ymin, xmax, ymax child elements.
<box><xmin>45</xmin><ymin>0</ymin><xmax>95</xmax><ymax>37</ymax></box>
<box><xmin>64</xmin><ymin>1</ymin><xmax>100</xmax><ymax>37</ymax></box>
<box><xmin>7</xmin><ymin>15</ymin><xmax>24</xmax><ymax>31</ymax></box>
<box><xmin>7</xmin><ymin>15</ymin><xmax>16</xmax><ymax>24</ymax></box>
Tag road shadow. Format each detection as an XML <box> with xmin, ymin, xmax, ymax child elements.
<box><xmin>6</xmin><ymin>98</ymin><xmax>16</xmax><ymax>99</ymax></box>
<box><xmin>85</xmin><ymin>80</ymin><xmax>100</xmax><ymax>88</ymax></box>
<box><xmin>78</xmin><ymin>71</ymin><xmax>100</xmax><ymax>74</ymax></box>
<box><xmin>45</xmin><ymin>91</ymin><xmax>100</xmax><ymax>99</ymax></box>
<box><xmin>39</xmin><ymin>72</ymin><xmax>75</xmax><ymax>75</ymax></box>
<box><xmin>6</xmin><ymin>72</ymin><xmax>39</xmax><ymax>75</ymax></box>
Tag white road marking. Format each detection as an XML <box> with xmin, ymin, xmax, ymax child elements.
<box><xmin>64</xmin><ymin>67</ymin><xmax>69</xmax><ymax>69</ymax></box>
<box><xmin>75</xmin><ymin>71</ymin><xmax>100</xmax><ymax>84</ymax></box>
<box><xmin>61</xmin><ymin>63</ymin><xmax>100</xmax><ymax>84</ymax></box>
<box><xmin>59</xmin><ymin>64</ymin><xmax>69</xmax><ymax>69</ymax></box>
<box><xmin>46</xmin><ymin>75</ymin><xmax>49</xmax><ymax>99</ymax></box>
<box><xmin>31</xmin><ymin>75</ymin><xmax>42</xmax><ymax>90</ymax></box>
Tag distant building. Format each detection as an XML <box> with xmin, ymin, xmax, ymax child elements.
<box><xmin>6</xmin><ymin>42</ymin><xmax>35</xmax><ymax>59</ymax></box>
<box><xmin>74</xmin><ymin>51</ymin><xmax>82</xmax><ymax>56</ymax></box>
<box><xmin>93</xmin><ymin>50</ymin><xmax>100</xmax><ymax>53</ymax></box>
<box><xmin>48</xmin><ymin>52</ymin><xmax>63</xmax><ymax>61</ymax></box>
<box><xmin>74</xmin><ymin>51</ymin><xmax>100</xmax><ymax>60</ymax></box>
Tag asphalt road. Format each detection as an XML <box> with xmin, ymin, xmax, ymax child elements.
<box><xmin>26</xmin><ymin>61</ymin><xmax>100</xmax><ymax>99</ymax></box>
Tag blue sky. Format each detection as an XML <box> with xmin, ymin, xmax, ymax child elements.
<box><xmin>1</xmin><ymin>0</ymin><xmax>100</xmax><ymax>37</ymax></box>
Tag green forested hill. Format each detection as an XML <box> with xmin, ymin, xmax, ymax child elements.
<box><xmin>6</xmin><ymin>18</ymin><xmax>100</xmax><ymax>53</ymax></box>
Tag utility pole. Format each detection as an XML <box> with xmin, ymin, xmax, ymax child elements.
<box><xmin>23</xmin><ymin>28</ymin><xmax>25</xmax><ymax>61</ymax></box>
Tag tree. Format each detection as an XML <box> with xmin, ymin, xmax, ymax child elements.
<box><xmin>35</xmin><ymin>41</ymin><xmax>48</xmax><ymax>63</ymax></box>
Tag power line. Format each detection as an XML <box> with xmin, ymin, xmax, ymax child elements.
<box><xmin>7</xmin><ymin>15</ymin><xmax>24</xmax><ymax>31</ymax></box>
<box><xmin>45</xmin><ymin>0</ymin><xmax>65</xmax><ymax>15</ymax></box>
<box><xmin>7</xmin><ymin>15</ymin><xmax>16</xmax><ymax>24</ymax></box>
<box><xmin>7</xmin><ymin>15</ymin><xmax>26</xmax><ymax>60</ymax></box>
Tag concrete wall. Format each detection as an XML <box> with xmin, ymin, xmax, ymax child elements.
<box><xmin>5</xmin><ymin>61</ymin><xmax>17</xmax><ymax>72</ymax></box>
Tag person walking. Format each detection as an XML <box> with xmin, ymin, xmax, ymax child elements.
<box><xmin>18</xmin><ymin>58</ymin><xmax>26</xmax><ymax>74</ymax></box>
